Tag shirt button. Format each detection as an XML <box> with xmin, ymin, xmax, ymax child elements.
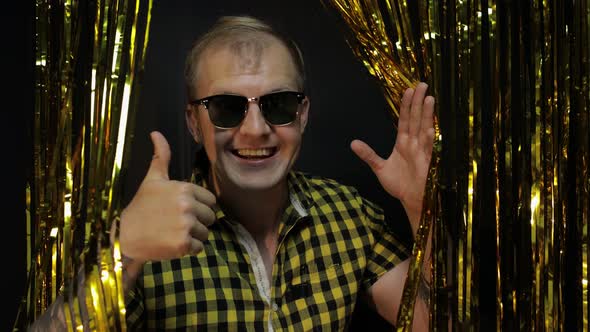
<box><xmin>272</xmin><ymin>303</ymin><xmax>279</xmax><ymax>311</ymax></box>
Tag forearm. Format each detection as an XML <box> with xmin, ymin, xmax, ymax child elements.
<box><xmin>368</xmin><ymin>226</ymin><xmax>433</xmax><ymax>330</ymax></box>
<box><xmin>122</xmin><ymin>255</ymin><xmax>144</xmax><ymax>294</ymax></box>
<box><xmin>368</xmin><ymin>258</ymin><xmax>431</xmax><ymax>329</ymax></box>
<box><xmin>29</xmin><ymin>216</ymin><xmax>143</xmax><ymax>331</ymax></box>
<box><xmin>28</xmin><ymin>257</ymin><xmax>142</xmax><ymax>332</ymax></box>
<box><xmin>28</xmin><ymin>268</ymin><xmax>91</xmax><ymax>332</ymax></box>
<box><xmin>110</xmin><ymin>217</ymin><xmax>145</xmax><ymax>295</ymax></box>
<box><xmin>28</xmin><ymin>294</ymin><xmax>67</xmax><ymax>332</ymax></box>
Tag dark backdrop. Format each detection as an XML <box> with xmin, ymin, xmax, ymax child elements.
<box><xmin>8</xmin><ymin>0</ymin><xmax>414</xmax><ymax>330</ymax></box>
<box><xmin>5</xmin><ymin>0</ymin><xmax>33</xmax><ymax>331</ymax></box>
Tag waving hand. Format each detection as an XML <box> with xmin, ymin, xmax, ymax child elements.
<box><xmin>351</xmin><ymin>82</ymin><xmax>435</xmax><ymax>235</ymax></box>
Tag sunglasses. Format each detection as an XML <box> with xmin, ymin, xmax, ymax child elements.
<box><xmin>190</xmin><ymin>91</ymin><xmax>306</xmax><ymax>129</ymax></box>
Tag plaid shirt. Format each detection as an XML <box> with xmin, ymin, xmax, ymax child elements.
<box><xmin>126</xmin><ymin>171</ymin><xmax>409</xmax><ymax>331</ymax></box>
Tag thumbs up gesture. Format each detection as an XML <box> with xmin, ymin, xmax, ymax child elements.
<box><xmin>119</xmin><ymin>131</ymin><xmax>217</xmax><ymax>263</ymax></box>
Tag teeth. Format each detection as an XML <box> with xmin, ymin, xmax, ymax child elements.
<box><xmin>236</xmin><ymin>148</ymin><xmax>274</xmax><ymax>157</ymax></box>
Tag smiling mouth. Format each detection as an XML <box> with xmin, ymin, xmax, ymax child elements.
<box><xmin>232</xmin><ymin>147</ymin><xmax>278</xmax><ymax>160</ymax></box>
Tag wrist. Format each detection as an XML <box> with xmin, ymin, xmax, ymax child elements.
<box><xmin>122</xmin><ymin>255</ymin><xmax>144</xmax><ymax>293</ymax></box>
<box><xmin>401</xmin><ymin>203</ymin><xmax>422</xmax><ymax>236</ymax></box>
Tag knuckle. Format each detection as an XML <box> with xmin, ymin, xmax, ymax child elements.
<box><xmin>176</xmin><ymin>217</ymin><xmax>192</xmax><ymax>234</ymax></box>
<box><xmin>176</xmin><ymin>198</ymin><xmax>192</xmax><ymax>213</ymax></box>
<box><xmin>176</xmin><ymin>182</ymin><xmax>194</xmax><ymax>195</ymax></box>
<box><xmin>185</xmin><ymin>183</ymin><xmax>198</xmax><ymax>195</ymax></box>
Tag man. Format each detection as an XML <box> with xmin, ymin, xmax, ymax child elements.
<box><xmin>33</xmin><ymin>15</ymin><xmax>435</xmax><ymax>331</ymax></box>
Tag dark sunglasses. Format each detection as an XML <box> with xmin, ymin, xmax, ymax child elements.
<box><xmin>190</xmin><ymin>91</ymin><xmax>306</xmax><ymax>129</ymax></box>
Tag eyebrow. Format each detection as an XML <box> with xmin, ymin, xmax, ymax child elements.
<box><xmin>218</xmin><ymin>87</ymin><xmax>297</xmax><ymax>96</ymax></box>
<box><xmin>269</xmin><ymin>86</ymin><xmax>294</xmax><ymax>93</ymax></box>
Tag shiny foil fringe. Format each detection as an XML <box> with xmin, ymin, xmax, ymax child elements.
<box><xmin>324</xmin><ymin>0</ymin><xmax>589</xmax><ymax>330</ymax></box>
<box><xmin>17</xmin><ymin>0</ymin><xmax>152</xmax><ymax>330</ymax></box>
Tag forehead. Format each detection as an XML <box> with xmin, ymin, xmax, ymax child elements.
<box><xmin>195</xmin><ymin>35</ymin><xmax>300</xmax><ymax>95</ymax></box>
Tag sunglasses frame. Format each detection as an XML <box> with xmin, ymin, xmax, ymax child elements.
<box><xmin>190</xmin><ymin>91</ymin><xmax>306</xmax><ymax>129</ymax></box>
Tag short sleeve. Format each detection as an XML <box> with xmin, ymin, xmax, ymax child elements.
<box><xmin>359</xmin><ymin>196</ymin><xmax>411</xmax><ymax>292</ymax></box>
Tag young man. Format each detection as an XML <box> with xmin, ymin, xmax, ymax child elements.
<box><xmin>32</xmin><ymin>15</ymin><xmax>435</xmax><ymax>331</ymax></box>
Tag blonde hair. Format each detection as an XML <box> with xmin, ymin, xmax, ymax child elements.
<box><xmin>184</xmin><ymin>16</ymin><xmax>306</xmax><ymax>99</ymax></box>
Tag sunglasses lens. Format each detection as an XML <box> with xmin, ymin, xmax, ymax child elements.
<box><xmin>202</xmin><ymin>92</ymin><xmax>303</xmax><ymax>128</ymax></box>
<box><xmin>207</xmin><ymin>95</ymin><xmax>247</xmax><ymax>128</ymax></box>
<box><xmin>260</xmin><ymin>92</ymin><xmax>301</xmax><ymax>125</ymax></box>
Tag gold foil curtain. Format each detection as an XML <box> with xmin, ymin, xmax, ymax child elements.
<box><xmin>324</xmin><ymin>0</ymin><xmax>589</xmax><ymax>331</ymax></box>
<box><xmin>17</xmin><ymin>0</ymin><xmax>152</xmax><ymax>330</ymax></box>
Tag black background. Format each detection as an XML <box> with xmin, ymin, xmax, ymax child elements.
<box><xmin>4</xmin><ymin>0</ymin><xmax>33</xmax><ymax>330</ymax></box>
<box><xmin>6</xmin><ymin>0</ymin><xmax>414</xmax><ymax>330</ymax></box>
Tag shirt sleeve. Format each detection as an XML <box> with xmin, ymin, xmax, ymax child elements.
<box><xmin>125</xmin><ymin>274</ymin><xmax>146</xmax><ymax>331</ymax></box>
<box><xmin>358</xmin><ymin>196</ymin><xmax>411</xmax><ymax>292</ymax></box>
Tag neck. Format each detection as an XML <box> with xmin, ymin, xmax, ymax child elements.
<box><xmin>210</xmin><ymin>172</ymin><xmax>289</xmax><ymax>239</ymax></box>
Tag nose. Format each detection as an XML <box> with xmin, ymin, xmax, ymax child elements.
<box><xmin>239</xmin><ymin>99</ymin><xmax>271</xmax><ymax>136</ymax></box>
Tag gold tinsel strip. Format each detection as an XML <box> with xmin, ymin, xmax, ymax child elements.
<box><xmin>325</xmin><ymin>0</ymin><xmax>418</xmax><ymax>119</ymax></box>
<box><xmin>536</xmin><ymin>1</ymin><xmax>554</xmax><ymax>329</ymax></box>
<box><xmin>322</xmin><ymin>1</ymin><xmax>439</xmax><ymax>330</ymax></box>
<box><xmin>576</xmin><ymin>0</ymin><xmax>590</xmax><ymax>329</ymax></box>
<box><xmin>19</xmin><ymin>0</ymin><xmax>152</xmax><ymax>330</ymax></box>
<box><xmin>325</xmin><ymin>0</ymin><xmax>588</xmax><ymax>330</ymax></box>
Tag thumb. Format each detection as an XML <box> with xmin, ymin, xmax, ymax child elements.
<box><xmin>146</xmin><ymin>131</ymin><xmax>171</xmax><ymax>180</ymax></box>
<box><xmin>350</xmin><ymin>139</ymin><xmax>384</xmax><ymax>172</ymax></box>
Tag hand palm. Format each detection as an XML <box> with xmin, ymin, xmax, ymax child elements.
<box><xmin>351</xmin><ymin>83</ymin><xmax>435</xmax><ymax>231</ymax></box>
<box><xmin>379</xmin><ymin>140</ymin><xmax>430</xmax><ymax>202</ymax></box>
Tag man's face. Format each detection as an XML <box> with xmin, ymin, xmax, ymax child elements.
<box><xmin>186</xmin><ymin>37</ymin><xmax>309</xmax><ymax>193</ymax></box>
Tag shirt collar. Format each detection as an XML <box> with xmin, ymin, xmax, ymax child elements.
<box><xmin>286</xmin><ymin>172</ymin><xmax>314</xmax><ymax>217</ymax></box>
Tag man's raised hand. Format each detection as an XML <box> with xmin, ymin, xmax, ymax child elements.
<box><xmin>350</xmin><ymin>82</ymin><xmax>435</xmax><ymax>235</ymax></box>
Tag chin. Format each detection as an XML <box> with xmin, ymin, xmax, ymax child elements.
<box><xmin>229</xmin><ymin>172</ymin><xmax>286</xmax><ymax>192</ymax></box>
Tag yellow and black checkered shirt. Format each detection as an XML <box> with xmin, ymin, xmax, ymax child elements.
<box><xmin>126</xmin><ymin>171</ymin><xmax>409</xmax><ymax>331</ymax></box>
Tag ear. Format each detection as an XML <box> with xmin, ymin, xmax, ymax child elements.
<box><xmin>185</xmin><ymin>104</ymin><xmax>202</xmax><ymax>144</ymax></box>
<box><xmin>298</xmin><ymin>97</ymin><xmax>310</xmax><ymax>134</ymax></box>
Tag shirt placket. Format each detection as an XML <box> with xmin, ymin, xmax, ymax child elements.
<box><xmin>226</xmin><ymin>193</ymin><xmax>309</xmax><ymax>332</ymax></box>
<box><xmin>270</xmin><ymin>194</ymin><xmax>310</xmax><ymax>331</ymax></box>
<box><xmin>227</xmin><ymin>221</ymin><xmax>276</xmax><ymax>332</ymax></box>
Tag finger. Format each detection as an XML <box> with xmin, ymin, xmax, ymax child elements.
<box><xmin>350</xmin><ymin>139</ymin><xmax>385</xmax><ymax>172</ymax></box>
<box><xmin>398</xmin><ymin>88</ymin><xmax>414</xmax><ymax>135</ymax></box>
<box><xmin>409</xmin><ymin>82</ymin><xmax>429</xmax><ymax>137</ymax></box>
<box><xmin>189</xmin><ymin>218</ymin><xmax>209</xmax><ymax>242</ymax></box>
<box><xmin>178</xmin><ymin>196</ymin><xmax>216</xmax><ymax>226</ymax></box>
<box><xmin>145</xmin><ymin>131</ymin><xmax>171</xmax><ymax>181</ymax></box>
<box><xmin>191</xmin><ymin>200</ymin><xmax>217</xmax><ymax>227</ymax></box>
<box><xmin>422</xmin><ymin>127</ymin><xmax>436</xmax><ymax>158</ymax></box>
<box><xmin>419</xmin><ymin>96</ymin><xmax>435</xmax><ymax>148</ymax></box>
<box><xmin>190</xmin><ymin>239</ymin><xmax>204</xmax><ymax>254</ymax></box>
<box><xmin>190</xmin><ymin>185</ymin><xmax>217</xmax><ymax>207</ymax></box>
